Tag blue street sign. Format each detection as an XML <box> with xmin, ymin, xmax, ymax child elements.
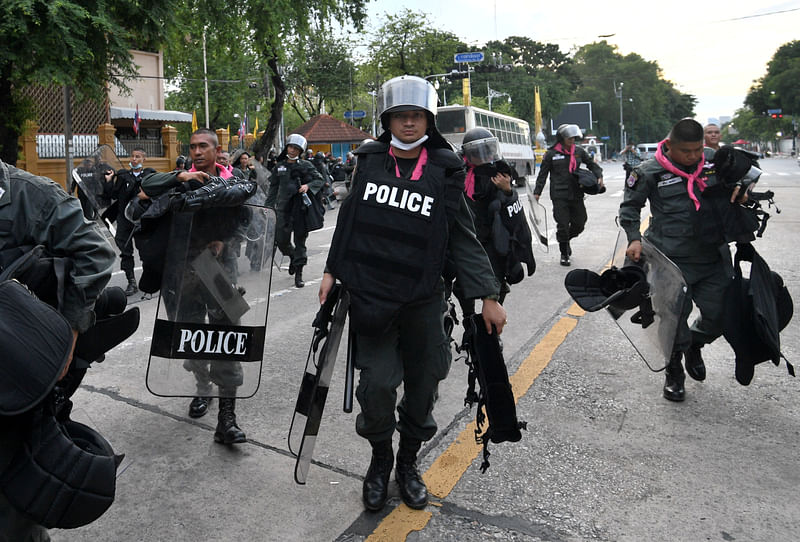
<box><xmin>344</xmin><ymin>110</ymin><xmax>367</xmax><ymax>119</ymax></box>
<box><xmin>454</xmin><ymin>52</ymin><xmax>484</xmax><ymax>63</ymax></box>
<box><xmin>767</xmin><ymin>108</ymin><xmax>782</xmax><ymax>115</ymax></box>
<box><xmin>600</xmin><ymin>136</ymin><xmax>610</xmax><ymax>140</ymax></box>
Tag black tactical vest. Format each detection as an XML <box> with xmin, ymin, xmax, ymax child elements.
<box><xmin>328</xmin><ymin>146</ymin><xmax>460</xmax><ymax>335</ymax></box>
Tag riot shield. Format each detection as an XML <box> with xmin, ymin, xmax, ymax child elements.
<box><xmin>71</xmin><ymin>145</ymin><xmax>122</xmax><ymax>251</ymax></box>
<box><xmin>609</xmin><ymin>231</ymin><xmax>687</xmax><ymax>371</ymax></box>
<box><xmin>146</xmin><ymin>203</ymin><xmax>276</xmax><ymax>399</ymax></box>
<box><xmin>524</xmin><ymin>179</ymin><xmax>549</xmax><ymax>252</ymax></box>
<box><xmin>288</xmin><ymin>287</ymin><xmax>350</xmax><ymax>485</ymax></box>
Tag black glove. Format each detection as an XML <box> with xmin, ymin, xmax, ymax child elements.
<box><xmin>171</xmin><ymin>177</ymin><xmax>257</xmax><ymax>212</ymax></box>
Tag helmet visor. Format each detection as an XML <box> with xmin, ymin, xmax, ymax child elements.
<box><xmin>378</xmin><ymin>76</ymin><xmax>438</xmax><ymax>118</ymax></box>
<box><xmin>558</xmin><ymin>124</ymin><xmax>583</xmax><ymax>140</ymax></box>
<box><xmin>462</xmin><ymin>137</ymin><xmax>502</xmax><ymax>165</ymax></box>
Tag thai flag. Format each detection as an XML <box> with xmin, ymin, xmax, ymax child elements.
<box><xmin>133</xmin><ymin>105</ymin><xmax>140</xmax><ymax>135</ymax></box>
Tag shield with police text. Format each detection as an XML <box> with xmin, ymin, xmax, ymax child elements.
<box><xmin>524</xmin><ymin>179</ymin><xmax>549</xmax><ymax>252</ymax></box>
<box><xmin>609</xmin><ymin>231</ymin><xmax>687</xmax><ymax>371</ymax></box>
<box><xmin>71</xmin><ymin>145</ymin><xmax>122</xmax><ymax>252</ymax></box>
<box><xmin>146</xmin><ymin>202</ymin><xmax>277</xmax><ymax>399</ymax></box>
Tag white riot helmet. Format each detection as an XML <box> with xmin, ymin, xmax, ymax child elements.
<box><xmin>461</xmin><ymin>128</ymin><xmax>502</xmax><ymax>166</ymax></box>
<box><xmin>377</xmin><ymin>75</ymin><xmax>438</xmax><ymax>122</ymax></box>
<box><xmin>285</xmin><ymin>133</ymin><xmax>307</xmax><ymax>152</ymax></box>
<box><xmin>556</xmin><ymin>124</ymin><xmax>582</xmax><ymax>141</ymax></box>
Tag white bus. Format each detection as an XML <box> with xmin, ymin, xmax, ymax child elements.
<box><xmin>435</xmin><ymin>105</ymin><xmax>536</xmax><ymax>180</ymax></box>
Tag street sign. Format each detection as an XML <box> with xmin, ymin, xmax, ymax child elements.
<box><xmin>344</xmin><ymin>110</ymin><xmax>367</xmax><ymax>119</ymax></box>
<box><xmin>454</xmin><ymin>52</ymin><xmax>484</xmax><ymax>63</ymax></box>
<box><xmin>601</xmin><ymin>136</ymin><xmax>610</xmax><ymax>140</ymax></box>
<box><xmin>767</xmin><ymin>108</ymin><xmax>783</xmax><ymax>115</ymax></box>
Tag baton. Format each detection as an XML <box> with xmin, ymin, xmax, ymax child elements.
<box><xmin>343</xmin><ymin>327</ymin><xmax>355</xmax><ymax>413</ymax></box>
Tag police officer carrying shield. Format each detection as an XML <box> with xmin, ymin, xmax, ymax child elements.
<box><xmin>319</xmin><ymin>75</ymin><xmax>507</xmax><ymax>511</ymax></box>
<box><xmin>452</xmin><ymin>127</ymin><xmax>534</xmax><ymax>315</ymax></box>
<box><xmin>533</xmin><ymin>124</ymin><xmax>603</xmax><ymax>266</ymax></box>
<box><xmin>619</xmin><ymin>118</ymin><xmax>751</xmax><ymax>401</ymax></box>
<box><xmin>266</xmin><ymin>134</ymin><xmax>325</xmax><ymax>288</ymax></box>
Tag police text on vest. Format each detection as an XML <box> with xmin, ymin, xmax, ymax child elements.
<box><xmin>363</xmin><ymin>182</ymin><xmax>434</xmax><ymax>217</ymax></box>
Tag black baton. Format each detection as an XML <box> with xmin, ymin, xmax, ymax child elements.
<box><xmin>343</xmin><ymin>326</ymin><xmax>355</xmax><ymax>413</ymax></box>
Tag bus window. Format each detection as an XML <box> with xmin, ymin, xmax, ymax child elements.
<box><xmin>477</xmin><ymin>113</ymin><xmax>487</xmax><ymax>127</ymax></box>
<box><xmin>436</xmin><ymin>110</ymin><xmax>467</xmax><ymax>134</ymax></box>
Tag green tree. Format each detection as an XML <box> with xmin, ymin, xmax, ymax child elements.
<box><xmin>162</xmin><ymin>0</ymin><xmax>263</xmax><ymax>144</ymax></box>
<box><xmin>570</xmin><ymin>41</ymin><xmax>695</xmax><ymax>151</ymax></box>
<box><xmin>246</xmin><ymin>0</ymin><xmax>368</xmax><ymax>157</ymax></box>
<box><xmin>0</xmin><ymin>0</ymin><xmax>174</xmax><ymax>164</ymax></box>
<box><xmin>283</xmin><ymin>28</ymin><xmax>356</xmax><ymax>121</ymax></box>
<box><xmin>366</xmin><ymin>9</ymin><xmax>466</xmax><ymax>80</ymax></box>
<box><xmin>746</xmin><ymin>41</ymin><xmax>800</xmax><ymax>118</ymax></box>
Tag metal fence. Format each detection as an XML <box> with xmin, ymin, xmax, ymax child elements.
<box><xmin>117</xmin><ymin>138</ymin><xmax>164</xmax><ymax>157</ymax></box>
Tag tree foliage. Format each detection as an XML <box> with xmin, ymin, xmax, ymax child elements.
<box><xmin>570</xmin><ymin>41</ymin><xmax>695</xmax><ymax>151</ymax></box>
<box><xmin>283</xmin><ymin>29</ymin><xmax>356</xmax><ymax>121</ymax></box>
<box><xmin>162</xmin><ymin>0</ymin><xmax>263</xmax><ymax>143</ymax></box>
<box><xmin>0</xmin><ymin>0</ymin><xmax>174</xmax><ymax>163</ymax></box>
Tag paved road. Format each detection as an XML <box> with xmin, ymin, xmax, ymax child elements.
<box><xmin>51</xmin><ymin>157</ymin><xmax>800</xmax><ymax>542</ymax></box>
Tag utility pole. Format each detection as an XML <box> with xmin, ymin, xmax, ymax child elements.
<box><xmin>615</xmin><ymin>81</ymin><xmax>625</xmax><ymax>151</ymax></box>
<box><xmin>202</xmin><ymin>30</ymin><xmax>210</xmax><ymax>129</ymax></box>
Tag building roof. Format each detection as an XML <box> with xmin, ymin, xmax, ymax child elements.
<box><xmin>291</xmin><ymin>114</ymin><xmax>373</xmax><ymax>143</ymax></box>
<box><xmin>110</xmin><ymin>106</ymin><xmax>192</xmax><ymax>123</ymax></box>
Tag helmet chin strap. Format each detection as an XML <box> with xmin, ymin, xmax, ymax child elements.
<box><xmin>391</xmin><ymin>133</ymin><xmax>428</xmax><ymax>151</ymax></box>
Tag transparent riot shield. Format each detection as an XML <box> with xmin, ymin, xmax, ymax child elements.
<box><xmin>610</xmin><ymin>231</ymin><xmax>687</xmax><ymax>371</ymax></box>
<box><xmin>524</xmin><ymin>179</ymin><xmax>549</xmax><ymax>252</ymax></box>
<box><xmin>288</xmin><ymin>289</ymin><xmax>350</xmax><ymax>484</ymax></box>
<box><xmin>71</xmin><ymin>145</ymin><xmax>123</xmax><ymax>251</ymax></box>
<box><xmin>146</xmin><ymin>204</ymin><xmax>276</xmax><ymax>399</ymax></box>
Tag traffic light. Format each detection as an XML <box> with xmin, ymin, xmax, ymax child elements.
<box><xmin>771</xmin><ymin>113</ymin><xmax>783</xmax><ymax>119</ymax></box>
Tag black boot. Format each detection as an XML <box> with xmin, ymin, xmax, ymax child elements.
<box><xmin>294</xmin><ymin>266</ymin><xmax>305</xmax><ymax>288</ymax></box>
<box><xmin>684</xmin><ymin>343</ymin><xmax>706</xmax><ymax>381</ymax></box>
<box><xmin>124</xmin><ymin>271</ymin><xmax>138</xmax><ymax>296</ymax></box>
<box><xmin>189</xmin><ymin>396</ymin><xmax>211</xmax><ymax>418</ymax></box>
<box><xmin>663</xmin><ymin>351</ymin><xmax>686</xmax><ymax>402</ymax></box>
<box><xmin>396</xmin><ymin>436</ymin><xmax>428</xmax><ymax>510</ymax></box>
<box><xmin>363</xmin><ymin>440</ymin><xmax>393</xmax><ymax>511</ymax></box>
<box><xmin>214</xmin><ymin>398</ymin><xmax>246</xmax><ymax>444</ymax></box>
<box><xmin>559</xmin><ymin>242</ymin><xmax>571</xmax><ymax>266</ymax></box>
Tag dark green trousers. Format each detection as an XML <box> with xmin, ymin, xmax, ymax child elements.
<box><xmin>354</xmin><ymin>294</ymin><xmax>452</xmax><ymax>443</ymax></box>
<box><xmin>674</xmin><ymin>256</ymin><xmax>732</xmax><ymax>352</ymax></box>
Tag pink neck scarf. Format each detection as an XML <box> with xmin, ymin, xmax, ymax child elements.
<box><xmin>654</xmin><ymin>139</ymin><xmax>706</xmax><ymax>210</ymax></box>
<box><xmin>389</xmin><ymin>146</ymin><xmax>428</xmax><ymax>180</ymax></box>
<box><xmin>553</xmin><ymin>142</ymin><xmax>576</xmax><ymax>173</ymax></box>
<box><xmin>464</xmin><ymin>159</ymin><xmax>476</xmax><ymax>200</ymax></box>
<box><xmin>189</xmin><ymin>163</ymin><xmax>233</xmax><ymax>180</ymax></box>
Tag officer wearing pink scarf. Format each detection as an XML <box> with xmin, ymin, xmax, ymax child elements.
<box><xmin>533</xmin><ymin>123</ymin><xmax>603</xmax><ymax>266</ymax></box>
<box><xmin>619</xmin><ymin>118</ymin><xmax>749</xmax><ymax>402</ymax></box>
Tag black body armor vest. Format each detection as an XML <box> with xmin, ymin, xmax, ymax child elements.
<box><xmin>328</xmin><ymin>145</ymin><xmax>462</xmax><ymax>335</ymax></box>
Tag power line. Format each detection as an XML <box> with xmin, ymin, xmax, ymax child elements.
<box><xmin>715</xmin><ymin>7</ymin><xmax>800</xmax><ymax>22</ymax></box>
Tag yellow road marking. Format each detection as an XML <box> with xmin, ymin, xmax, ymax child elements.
<box><xmin>366</xmin><ymin>314</ymin><xmax>580</xmax><ymax>541</ymax></box>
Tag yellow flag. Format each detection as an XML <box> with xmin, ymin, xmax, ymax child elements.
<box><xmin>191</xmin><ymin>110</ymin><xmax>198</xmax><ymax>132</ymax></box>
<box><xmin>462</xmin><ymin>79</ymin><xmax>470</xmax><ymax>107</ymax></box>
<box><xmin>534</xmin><ymin>87</ymin><xmax>543</xmax><ymax>149</ymax></box>
<box><xmin>252</xmin><ymin>116</ymin><xmax>258</xmax><ymax>137</ymax></box>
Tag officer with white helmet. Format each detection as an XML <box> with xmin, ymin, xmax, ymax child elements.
<box><xmin>266</xmin><ymin>133</ymin><xmax>325</xmax><ymax>288</ymax></box>
<box><xmin>319</xmin><ymin>75</ymin><xmax>507</xmax><ymax>512</ymax></box>
<box><xmin>533</xmin><ymin>123</ymin><xmax>603</xmax><ymax>266</ymax></box>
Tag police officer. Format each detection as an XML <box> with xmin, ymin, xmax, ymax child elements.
<box><xmin>139</xmin><ymin>128</ymin><xmax>250</xmax><ymax>443</ymax></box>
<box><xmin>619</xmin><ymin>118</ymin><xmax>749</xmax><ymax>401</ymax></box>
<box><xmin>0</xmin><ymin>158</ymin><xmax>115</xmax><ymax>540</ymax></box>
<box><xmin>533</xmin><ymin>124</ymin><xmax>604</xmax><ymax>266</ymax></box>
<box><xmin>703</xmin><ymin>123</ymin><xmax>722</xmax><ymax>160</ymax></box>
<box><xmin>266</xmin><ymin>134</ymin><xmax>324</xmax><ymax>288</ymax></box>
<box><xmin>453</xmin><ymin>127</ymin><xmax>534</xmax><ymax>314</ymax></box>
<box><xmin>319</xmin><ymin>75</ymin><xmax>507</xmax><ymax>512</ymax></box>
<box><xmin>111</xmin><ymin>146</ymin><xmax>155</xmax><ymax>295</ymax></box>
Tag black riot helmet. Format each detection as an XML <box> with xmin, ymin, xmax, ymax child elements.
<box><xmin>462</xmin><ymin>128</ymin><xmax>502</xmax><ymax>166</ymax></box>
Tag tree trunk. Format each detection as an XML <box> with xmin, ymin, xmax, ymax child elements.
<box><xmin>0</xmin><ymin>66</ymin><xmax>20</xmax><ymax>165</ymax></box>
<box><xmin>256</xmin><ymin>56</ymin><xmax>285</xmax><ymax>158</ymax></box>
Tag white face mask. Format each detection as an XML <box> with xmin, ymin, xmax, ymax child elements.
<box><xmin>391</xmin><ymin>133</ymin><xmax>429</xmax><ymax>151</ymax></box>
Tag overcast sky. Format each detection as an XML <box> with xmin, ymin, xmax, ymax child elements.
<box><xmin>364</xmin><ymin>0</ymin><xmax>800</xmax><ymax>125</ymax></box>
